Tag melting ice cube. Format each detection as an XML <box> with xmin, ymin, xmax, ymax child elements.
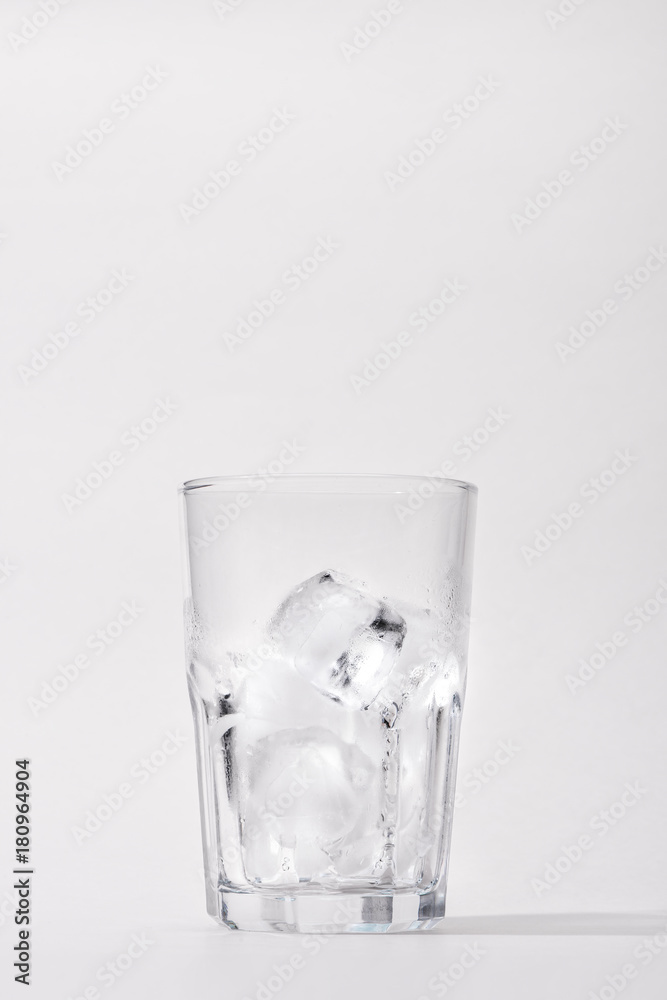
<box><xmin>270</xmin><ymin>570</ymin><xmax>406</xmax><ymax>710</ymax></box>
<box><xmin>242</xmin><ymin>726</ymin><xmax>378</xmax><ymax>880</ymax></box>
<box><xmin>373</xmin><ymin>603</ymin><xmax>459</xmax><ymax>721</ymax></box>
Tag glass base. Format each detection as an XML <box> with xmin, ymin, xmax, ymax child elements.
<box><xmin>208</xmin><ymin>886</ymin><xmax>445</xmax><ymax>933</ymax></box>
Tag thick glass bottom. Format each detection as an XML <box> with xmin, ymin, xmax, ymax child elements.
<box><xmin>208</xmin><ymin>886</ymin><xmax>445</xmax><ymax>933</ymax></box>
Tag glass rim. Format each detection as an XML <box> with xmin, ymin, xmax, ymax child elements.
<box><xmin>179</xmin><ymin>474</ymin><xmax>478</xmax><ymax>495</ymax></box>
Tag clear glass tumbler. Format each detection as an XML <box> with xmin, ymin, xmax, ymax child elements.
<box><xmin>180</xmin><ymin>475</ymin><xmax>477</xmax><ymax>933</ymax></box>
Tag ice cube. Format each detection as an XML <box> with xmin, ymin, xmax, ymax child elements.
<box><xmin>372</xmin><ymin>603</ymin><xmax>460</xmax><ymax>721</ymax></box>
<box><xmin>241</xmin><ymin>726</ymin><xmax>379</xmax><ymax>881</ymax></box>
<box><xmin>232</xmin><ymin>649</ymin><xmax>346</xmax><ymax>743</ymax></box>
<box><xmin>270</xmin><ymin>570</ymin><xmax>406</xmax><ymax>710</ymax></box>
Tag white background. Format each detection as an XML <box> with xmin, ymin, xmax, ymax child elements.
<box><xmin>1</xmin><ymin>0</ymin><xmax>666</xmax><ymax>997</ymax></box>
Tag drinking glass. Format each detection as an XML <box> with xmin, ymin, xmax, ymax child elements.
<box><xmin>180</xmin><ymin>475</ymin><xmax>477</xmax><ymax>933</ymax></box>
